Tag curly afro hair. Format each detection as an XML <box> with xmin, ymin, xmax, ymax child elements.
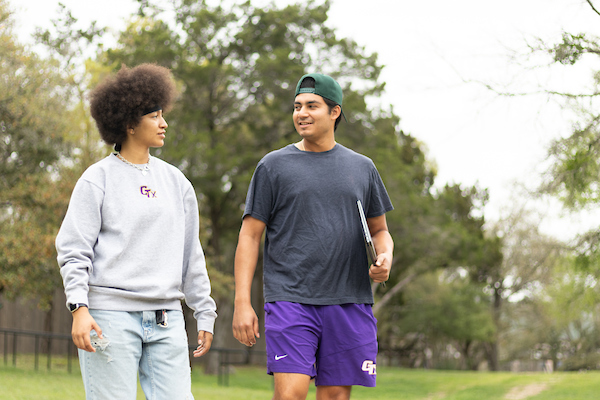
<box><xmin>89</xmin><ymin>63</ymin><xmax>176</xmax><ymax>149</ymax></box>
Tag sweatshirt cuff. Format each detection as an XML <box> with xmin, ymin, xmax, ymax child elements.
<box><xmin>196</xmin><ymin>318</ymin><xmax>216</xmax><ymax>334</ymax></box>
<box><xmin>64</xmin><ymin>291</ymin><xmax>89</xmax><ymax>311</ymax></box>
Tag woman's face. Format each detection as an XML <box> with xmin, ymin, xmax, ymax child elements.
<box><xmin>128</xmin><ymin>110</ymin><xmax>168</xmax><ymax>149</ymax></box>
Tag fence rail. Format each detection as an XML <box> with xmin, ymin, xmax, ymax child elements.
<box><xmin>0</xmin><ymin>327</ymin><xmax>76</xmax><ymax>372</ymax></box>
<box><xmin>0</xmin><ymin>327</ymin><xmax>266</xmax><ymax>386</ymax></box>
<box><xmin>211</xmin><ymin>347</ymin><xmax>267</xmax><ymax>386</ymax></box>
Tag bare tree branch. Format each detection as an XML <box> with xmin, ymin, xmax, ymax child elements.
<box><xmin>586</xmin><ymin>0</ymin><xmax>600</xmax><ymax>17</ymax></box>
<box><xmin>473</xmin><ymin>78</ymin><xmax>600</xmax><ymax>99</ymax></box>
<box><xmin>546</xmin><ymin>89</ymin><xmax>600</xmax><ymax>98</ymax></box>
<box><xmin>373</xmin><ymin>272</ymin><xmax>417</xmax><ymax>315</ymax></box>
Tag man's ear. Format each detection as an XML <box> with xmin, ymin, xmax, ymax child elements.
<box><xmin>331</xmin><ymin>105</ymin><xmax>342</xmax><ymax>120</ymax></box>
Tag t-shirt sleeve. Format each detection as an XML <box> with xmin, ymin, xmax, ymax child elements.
<box><xmin>242</xmin><ymin>163</ymin><xmax>273</xmax><ymax>224</ymax></box>
<box><xmin>367</xmin><ymin>163</ymin><xmax>394</xmax><ymax>218</ymax></box>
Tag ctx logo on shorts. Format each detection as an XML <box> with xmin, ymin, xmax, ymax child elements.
<box><xmin>361</xmin><ymin>360</ymin><xmax>376</xmax><ymax>375</ymax></box>
<box><xmin>140</xmin><ymin>186</ymin><xmax>157</xmax><ymax>198</ymax></box>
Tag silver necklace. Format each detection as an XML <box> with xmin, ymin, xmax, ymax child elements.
<box><xmin>115</xmin><ymin>152</ymin><xmax>150</xmax><ymax>175</ymax></box>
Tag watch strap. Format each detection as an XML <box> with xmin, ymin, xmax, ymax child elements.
<box><xmin>68</xmin><ymin>303</ymin><xmax>88</xmax><ymax>313</ymax></box>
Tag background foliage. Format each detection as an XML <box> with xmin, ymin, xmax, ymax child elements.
<box><xmin>2</xmin><ymin>0</ymin><xmax>600</xmax><ymax>372</ymax></box>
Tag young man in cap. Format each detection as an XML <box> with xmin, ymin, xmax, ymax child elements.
<box><xmin>232</xmin><ymin>73</ymin><xmax>394</xmax><ymax>400</ymax></box>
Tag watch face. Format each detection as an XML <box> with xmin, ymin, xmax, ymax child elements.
<box><xmin>69</xmin><ymin>303</ymin><xmax>86</xmax><ymax>312</ymax></box>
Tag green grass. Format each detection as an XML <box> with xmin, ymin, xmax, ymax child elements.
<box><xmin>2</xmin><ymin>357</ymin><xmax>600</xmax><ymax>399</ymax></box>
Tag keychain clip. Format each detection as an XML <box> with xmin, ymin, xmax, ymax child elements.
<box><xmin>155</xmin><ymin>310</ymin><xmax>168</xmax><ymax>327</ymax></box>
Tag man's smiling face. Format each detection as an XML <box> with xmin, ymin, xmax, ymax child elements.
<box><xmin>293</xmin><ymin>93</ymin><xmax>338</xmax><ymax>141</ymax></box>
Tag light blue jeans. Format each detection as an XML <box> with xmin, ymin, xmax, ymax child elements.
<box><xmin>78</xmin><ymin>310</ymin><xmax>194</xmax><ymax>400</ymax></box>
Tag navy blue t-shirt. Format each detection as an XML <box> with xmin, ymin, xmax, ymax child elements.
<box><xmin>243</xmin><ymin>143</ymin><xmax>393</xmax><ymax>305</ymax></box>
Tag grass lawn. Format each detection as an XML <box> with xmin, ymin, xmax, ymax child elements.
<box><xmin>2</xmin><ymin>357</ymin><xmax>600</xmax><ymax>399</ymax></box>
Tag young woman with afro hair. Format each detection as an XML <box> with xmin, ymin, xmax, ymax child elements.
<box><xmin>56</xmin><ymin>63</ymin><xmax>217</xmax><ymax>399</ymax></box>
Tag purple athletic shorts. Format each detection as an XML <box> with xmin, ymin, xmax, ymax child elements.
<box><xmin>264</xmin><ymin>301</ymin><xmax>378</xmax><ymax>387</ymax></box>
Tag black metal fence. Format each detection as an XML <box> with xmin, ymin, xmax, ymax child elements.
<box><xmin>211</xmin><ymin>347</ymin><xmax>267</xmax><ymax>386</ymax></box>
<box><xmin>0</xmin><ymin>327</ymin><xmax>266</xmax><ymax>386</ymax></box>
<box><xmin>0</xmin><ymin>327</ymin><xmax>76</xmax><ymax>372</ymax></box>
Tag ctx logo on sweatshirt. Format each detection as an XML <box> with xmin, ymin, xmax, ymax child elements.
<box><xmin>140</xmin><ymin>186</ymin><xmax>157</xmax><ymax>198</ymax></box>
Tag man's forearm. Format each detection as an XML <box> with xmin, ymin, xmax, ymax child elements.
<box><xmin>372</xmin><ymin>229</ymin><xmax>394</xmax><ymax>257</ymax></box>
<box><xmin>234</xmin><ymin>235</ymin><xmax>260</xmax><ymax>304</ymax></box>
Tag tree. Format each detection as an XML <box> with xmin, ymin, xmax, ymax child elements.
<box><xmin>0</xmin><ymin>170</ymin><xmax>78</xmax><ymax>309</ymax></box>
<box><xmin>102</xmin><ymin>0</ymin><xmax>387</xmax><ymax>269</ymax></box>
<box><xmin>100</xmin><ymin>0</ymin><xmax>390</xmax><ymax>362</ymax></box>
<box><xmin>95</xmin><ymin>1</ymin><xmax>505</xmax><ymax>372</ymax></box>
<box><xmin>1</xmin><ymin>0</ymin><xmax>505</xmax><ymax>372</ymax></box>
<box><xmin>0</xmin><ymin>0</ymin><xmax>70</xmax><ymax>195</ymax></box>
<box><xmin>34</xmin><ymin>2</ymin><xmax>109</xmax><ymax>169</ymax></box>
<box><xmin>375</xmin><ymin>180</ymin><xmax>503</xmax><ymax>368</ymax></box>
<box><xmin>533</xmin><ymin>253</ymin><xmax>600</xmax><ymax>370</ymax></box>
<box><xmin>524</xmin><ymin>2</ymin><xmax>600</xmax><ymax>214</ymax></box>
<box><xmin>470</xmin><ymin>1</ymin><xmax>600</xmax><ymax>369</ymax></box>
<box><xmin>475</xmin><ymin>206</ymin><xmax>565</xmax><ymax>370</ymax></box>
<box><xmin>507</xmin><ymin>2</ymin><xmax>600</xmax><ymax>369</ymax></box>
<box><xmin>399</xmin><ymin>269</ymin><xmax>495</xmax><ymax>370</ymax></box>
<box><xmin>0</xmin><ymin>0</ymin><xmax>77</xmax><ymax>334</ymax></box>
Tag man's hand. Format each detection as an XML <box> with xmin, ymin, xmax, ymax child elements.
<box><xmin>232</xmin><ymin>216</ymin><xmax>265</xmax><ymax>348</ymax></box>
<box><xmin>232</xmin><ymin>302</ymin><xmax>260</xmax><ymax>347</ymax></box>
<box><xmin>71</xmin><ymin>308</ymin><xmax>102</xmax><ymax>352</ymax></box>
<box><xmin>367</xmin><ymin>213</ymin><xmax>394</xmax><ymax>284</ymax></box>
<box><xmin>193</xmin><ymin>331</ymin><xmax>213</xmax><ymax>358</ymax></box>
<box><xmin>369</xmin><ymin>252</ymin><xmax>392</xmax><ymax>283</ymax></box>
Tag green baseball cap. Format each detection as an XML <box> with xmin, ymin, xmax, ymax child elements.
<box><xmin>295</xmin><ymin>73</ymin><xmax>346</xmax><ymax>120</ymax></box>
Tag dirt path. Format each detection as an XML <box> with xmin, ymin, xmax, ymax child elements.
<box><xmin>504</xmin><ymin>383</ymin><xmax>549</xmax><ymax>399</ymax></box>
<box><xmin>424</xmin><ymin>393</ymin><xmax>445</xmax><ymax>400</ymax></box>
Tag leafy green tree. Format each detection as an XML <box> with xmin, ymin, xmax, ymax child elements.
<box><xmin>400</xmin><ymin>269</ymin><xmax>495</xmax><ymax>370</ymax></box>
<box><xmin>95</xmin><ymin>1</ymin><xmax>504</xmax><ymax>372</ymax></box>
<box><xmin>477</xmin><ymin>2</ymin><xmax>600</xmax><ymax>215</ymax></box>
<box><xmin>0</xmin><ymin>0</ymin><xmax>504</xmax><ymax>373</ymax></box>
<box><xmin>102</xmin><ymin>0</ymin><xmax>386</xmax><ymax>269</ymax></box>
<box><xmin>99</xmin><ymin>0</ymin><xmax>392</xmax><ymax>359</ymax></box>
<box><xmin>375</xmin><ymin>179</ymin><xmax>503</xmax><ymax>368</ymax></box>
<box><xmin>34</xmin><ymin>2</ymin><xmax>108</xmax><ymax>169</ymax></box>
<box><xmin>500</xmin><ymin>2</ymin><xmax>600</xmax><ymax>370</ymax></box>
<box><xmin>0</xmin><ymin>170</ymin><xmax>78</xmax><ymax>308</ymax></box>
<box><xmin>536</xmin><ymin>254</ymin><xmax>600</xmax><ymax>370</ymax></box>
<box><xmin>534</xmin><ymin>3</ymin><xmax>600</xmax><ymax>211</ymax></box>
<box><xmin>0</xmin><ymin>0</ymin><xmax>77</xmax><ymax>333</ymax></box>
<box><xmin>501</xmin><ymin>291</ymin><xmax>565</xmax><ymax>371</ymax></box>
<box><xmin>477</xmin><ymin>207</ymin><xmax>565</xmax><ymax>370</ymax></box>
<box><xmin>476</xmin><ymin>0</ymin><xmax>600</xmax><ymax>371</ymax></box>
<box><xmin>2</xmin><ymin>2</ymin><xmax>121</xmax><ymax>333</ymax></box>
<box><xmin>0</xmin><ymin>0</ymin><xmax>70</xmax><ymax>194</ymax></box>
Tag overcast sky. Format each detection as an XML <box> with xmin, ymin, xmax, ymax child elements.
<box><xmin>9</xmin><ymin>0</ymin><xmax>600</xmax><ymax>240</ymax></box>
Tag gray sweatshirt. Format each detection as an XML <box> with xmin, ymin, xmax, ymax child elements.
<box><xmin>56</xmin><ymin>154</ymin><xmax>217</xmax><ymax>333</ymax></box>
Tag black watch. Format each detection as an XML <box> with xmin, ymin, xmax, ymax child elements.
<box><xmin>68</xmin><ymin>303</ymin><xmax>88</xmax><ymax>313</ymax></box>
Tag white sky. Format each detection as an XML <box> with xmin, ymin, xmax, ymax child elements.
<box><xmin>9</xmin><ymin>0</ymin><xmax>600</xmax><ymax>240</ymax></box>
